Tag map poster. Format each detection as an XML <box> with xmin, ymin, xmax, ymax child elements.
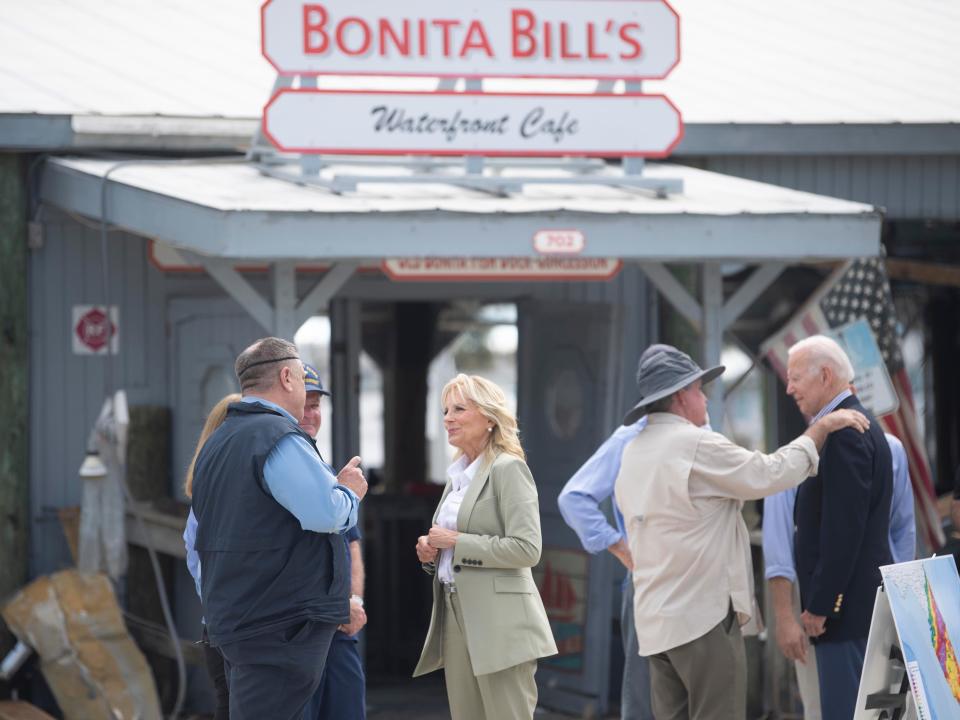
<box><xmin>880</xmin><ymin>557</ymin><xmax>960</xmax><ymax>719</ymax></box>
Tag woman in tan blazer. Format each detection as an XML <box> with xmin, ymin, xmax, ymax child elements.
<box><xmin>414</xmin><ymin>374</ymin><xmax>557</xmax><ymax>720</ymax></box>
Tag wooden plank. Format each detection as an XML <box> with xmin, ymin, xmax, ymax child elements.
<box><xmin>0</xmin><ymin>701</ymin><xmax>57</xmax><ymax>720</ymax></box>
<box><xmin>123</xmin><ymin>614</ymin><xmax>204</xmax><ymax>667</ymax></box>
<box><xmin>886</xmin><ymin>258</ymin><xmax>960</xmax><ymax>287</ymax></box>
<box><xmin>125</xmin><ymin>506</ymin><xmax>188</xmax><ymax>559</ymax></box>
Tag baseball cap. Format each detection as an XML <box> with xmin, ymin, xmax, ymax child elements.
<box><xmin>303</xmin><ymin>363</ymin><xmax>331</xmax><ymax>397</ymax></box>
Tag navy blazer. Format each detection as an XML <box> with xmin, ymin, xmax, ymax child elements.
<box><xmin>795</xmin><ymin>394</ymin><xmax>893</xmax><ymax>644</ymax></box>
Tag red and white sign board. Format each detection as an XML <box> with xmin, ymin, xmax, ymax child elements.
<box><xmin>261</xmin><ymin>0</ymin><xmax>680</xmax><ymax>80</ymax></box>
<box><xmin>382</xmin><ymin>257</ymin><xmax>622</xmax><ymax>281</ymax></box>
<box><xmin>264</xmin><ymin>90</ymin><xmax>683</xmax><ymax>156</ymax></box>
<box><xmin>73</xmin><ymin>306</ymin><xmax>118</xmax><ymax>355</ymax></box>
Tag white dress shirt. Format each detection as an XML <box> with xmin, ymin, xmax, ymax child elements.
<box><xmin>436</xmin><ymin>455</ymin><xmax>482</xmax><ymax>584</ymax></box>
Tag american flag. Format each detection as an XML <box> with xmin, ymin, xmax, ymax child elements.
<box><xmin>760</xmin><ymin>258</ymin><xmax>944</xmax><ymax>551</ymax></box>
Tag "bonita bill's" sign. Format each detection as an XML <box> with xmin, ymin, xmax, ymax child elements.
<box><xmin>262</xmin><ymin>0</ymin><xmax>680</xmax><ymax>79</ymax></box>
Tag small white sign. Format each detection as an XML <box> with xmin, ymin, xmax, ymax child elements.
<box><xmin>73</xmin><ymin>306</ymin><xmax>119</xmax><ymax>355</ymax></box>
<box><xmin>534</xmin><ymin>230</ymin><xmax>585</xmax><ymax>255</ymax></box>
<box><xmin>263</xmin><ymin>90</ymin><xmax>683</xmax><ymax>157</ymax></box>
<box><xmin>261</xmin><ymin>0</ymin><xmax>680</xmax><ymax>80</ymax></box>
<box><xmin>382</xmin><ymin>257</ymin><xmax>621</xmax><ymax>281</ymax></box>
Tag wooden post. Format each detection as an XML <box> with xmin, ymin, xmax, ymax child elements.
<box><xmin>0</xmin><ymin>153</ymin><xmax>29</xmax><ymax>652</ymax></box>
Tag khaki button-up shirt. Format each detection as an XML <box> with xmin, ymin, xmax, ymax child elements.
<box><xmin>615</xmin><ymin>413</ymin><xmax>819</xmax><ymax>656</ymax></box>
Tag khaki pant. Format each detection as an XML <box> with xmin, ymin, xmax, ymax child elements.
<box><xmin>441</xmin><ymin>590</ymin><xmax>538</xmax><ymax>720</ymax></box>
<box><xmin>791</xmin><ymin>583</ymin><xmax>822</xmax><ymax>720</ymax></box>
<box><xmin>648</xmin><ymin>606</ymin><xmax>746</xmax><ymax>720</ymax></box>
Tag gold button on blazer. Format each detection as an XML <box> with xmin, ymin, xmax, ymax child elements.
<box><xmin>413</xmin><ymin>452</ymin><xmax>558</xmax><ymax>677</ymax></box>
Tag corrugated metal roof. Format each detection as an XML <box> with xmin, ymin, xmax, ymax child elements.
<box><xmin>49</xmin><ymin>156</ymin><xmax>876</xmax><ymax>216</ymax></box>
<box><xmin>646</xmin><ymin>0</ymin><xmax>960</xmax><ymax>124</ymax></box>
<box><xmin>39</xmin><ymin>156</ymin><xmax>880</xmax><ymax>262</ymax></box>
<box><xmin>1</xmin><ymin>0</ymin><xmax>270</xmax><ymax>117</ymax></box>
<box><xmin>2</xmin><ymin>0</ymin><xmax>958</xmax><ymax>124</ymax></box>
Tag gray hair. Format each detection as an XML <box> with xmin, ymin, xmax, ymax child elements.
<box><xmin>787</xmin><ymin>335</ymin><xmax>855</xmax><ymax>383</ymax></box>
<box><xmin>235</xmin><ymin>337</ymin><xmax>301</xmax><ymax>394</ymax></box>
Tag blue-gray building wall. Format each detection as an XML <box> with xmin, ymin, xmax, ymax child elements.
<box><xmin>689</xmin><ymin>154</ymin><xmax>960</xmax><ymax>221</ymax></box>
<box><xmin>27</xmin><ymin>210</ymin><xmax>221</xmax><ymax>577</ymax></box>
<box><xmin>28</xmin><ymin>209</ymin><xmax>655</xmax><ymax>578</ymax></box>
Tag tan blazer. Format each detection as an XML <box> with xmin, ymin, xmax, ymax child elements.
<box><xmin>413</xmin><ymin>452</ymin><xmax>558</xmax><ymax>677</ymax></box>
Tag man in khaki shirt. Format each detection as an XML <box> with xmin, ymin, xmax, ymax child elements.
<box><xmin>614</xmin><ymin>345</ymin><xmax>868</xmax><ymax>720</ymax></box>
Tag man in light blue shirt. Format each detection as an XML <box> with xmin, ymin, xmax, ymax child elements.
<box><xmin>558</xmin><ymin>346</ymin><xmax>676</xmax><ymax>720</ymax></box>
<box><xmin>763</xmin><ymin>430</ymin><xmax>915</xmax><ymax>719</ymax></box>
<box><xmin>191</xmin><ymin>337</ymin><xmax>368</xmax><ymax>720</ymax></box>
<box><xmin>184</xmin><ymin>391</ymin><xmax>361</xmax><ymax>591</ymax></box>
<box><xmin>250</xmin><ymin>393</ymin><xmax>361</xmax><ymax>530</ymax></box>
<box><xmin>184</xmin><ymin>401</ymin><xmax>364</xmax><ymax>593</ymax></box>
<box><xmin>559</xmin><ymin>417</ymin><xmax>651</xmax><ymax>720</ymax></box>
<box><xmin>184</xmin><ymin>359</ymin><xmax>367</xmax><ymax>720</ymax></box>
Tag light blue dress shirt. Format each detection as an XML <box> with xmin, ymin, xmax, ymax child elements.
<box><xmin>183</xmin><ymin>396</ymin><xmax>358</xmax><ymax>596</ymax></box>
<box><xmin>763</xmin><ymin>419</ymin><xmax>916</xmax><ymax>584</ymax></box>
<box><xmin>184</xmin><ymin>508</ymin><xmax>201</xmax><ymax>597</ymax></box>
<box><xmin>558</xmin><ymin>416</ymin><xmax>648</xmax><ymax>554</ymax></box>
<box><xmin>244</xmin><ymin>397</ymin><xmax>358</xmax><ymax>534</ymax></box>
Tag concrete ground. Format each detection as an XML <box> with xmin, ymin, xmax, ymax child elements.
<box><xmin>366</xmin><ymin>677</ymin><xmax>605</xmax><ymax>720</ymax></box>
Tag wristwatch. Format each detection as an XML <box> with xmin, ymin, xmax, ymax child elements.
<box><xmin>350</xmin><ymin>594</ymin><xmax>364</xmax><ymax>607</ymax></box>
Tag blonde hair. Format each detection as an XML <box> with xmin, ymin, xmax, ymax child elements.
<box><xmin>441</xmin><ymin>374</ymin><xmax>525</xmax><ymax>463</ymax></box>
<box><xmin>183</xmin><ymin>393</ymin><xmax>241</xmax><ymax>497</ymax></box>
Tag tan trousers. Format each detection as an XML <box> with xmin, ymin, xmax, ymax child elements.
<box><xmin>441</xmin><ymin>590</ymin><xmax>538</xmax><ymax>720</ymax></box>
<box><xmin>791</xmin><ymin>583</ymin><xmax>822</xmax><ymax>720</ymax></box>
<box><xmin>648</xmin><ymin>605</ymin><xmax>746</xmax><ymax>720</ymax></box>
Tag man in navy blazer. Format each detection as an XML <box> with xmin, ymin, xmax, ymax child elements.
<box><xmin>786</xmin><ymin>335</ymin><xmax>893</xmax><ymax>720</ymax></box>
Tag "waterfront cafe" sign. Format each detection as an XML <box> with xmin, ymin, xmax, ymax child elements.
<box><xmin>260</xmin><ymin>0</ymin><xmax>683</xmax><ymax>157</ymax></box>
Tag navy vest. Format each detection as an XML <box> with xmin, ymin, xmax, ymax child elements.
<box><xmin>192</xmin><ymin>402</ymin><xmax>350</xmax><ymax>645</ymax></box>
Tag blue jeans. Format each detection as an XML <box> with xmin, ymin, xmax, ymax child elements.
<box><xmin>621</xmin><ymin>581</ymin><xmax>655</xmax><ymax>720</ymax></box>
<box><xmin>303</xmin><ymin>632</ymin><xmax>366</xmax><ymax>720</ymax></box>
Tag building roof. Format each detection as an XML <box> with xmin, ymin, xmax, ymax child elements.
<box><xmin>40</xmin><ymin>156</ymin><xmax>881</xmax><ymax>261</ymax></box>
<box><xmin>648</xmin><ymin>0</ymin><xmax>960</xmax><ymax>125</ymax></box>
<box><xmin>5</xmin><ymin>1</ymin><xmax>956</xmax><ymax>152</ymax></box>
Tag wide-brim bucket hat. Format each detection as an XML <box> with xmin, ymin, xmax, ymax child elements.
<box><xmin>622</xmin><ymin>345</ymin><xmax>724</xmax><ymax>426</ymax></box>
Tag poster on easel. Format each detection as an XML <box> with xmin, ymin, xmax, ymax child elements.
<box><xmin>856</xmin><ymin>557</ymin><xmax>960</xmax><ymax>719</ymax></box>
<box><xmin>855</xmin><ymin>585</ymin><xmax>917</xmax><ymax>720</ymax></box>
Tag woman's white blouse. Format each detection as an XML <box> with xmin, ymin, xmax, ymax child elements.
<box><xmin>436</xmin><ymin>455</ymin><xmax>482</xmax><ymax>584</ymax></box>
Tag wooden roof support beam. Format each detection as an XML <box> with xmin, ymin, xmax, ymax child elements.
<box><xmin>886</xmin><ymin>258</ymin><xmax>960</xmax><ymax>288</ymax></box>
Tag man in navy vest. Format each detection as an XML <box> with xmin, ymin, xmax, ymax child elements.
<box><xmin>192</xmin><ymin>337</ymin><xmax>368</xmax><ymax>720</ymax></box>
<box><xmin>787</xmin><ymin>335</ymin><xmax>893</xmax><ymax>720</ymax></box>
